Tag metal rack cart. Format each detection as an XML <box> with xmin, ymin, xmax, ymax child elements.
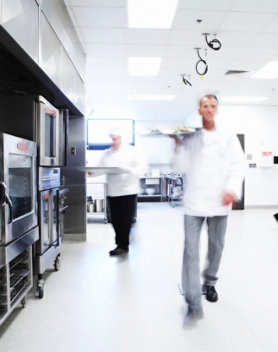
<box><xmin>167</xmin><ymin>174</ymin><xmax>184</xmax><ymax>207</ymax></box>
<box><xmin>87</xmin><ymin>182</ymin><xmax>108</xmax><ymax>223</ymax></box>
<box><xmin>0</xmin><ymin>248</ymin><xmax>32</xmax><ymax>325</ymax></box>
<box><xmin>0</xmin><ymin>227</ymin><xmax>39</xmax><ymax>326</ymax></box>
<box><xmin>138</xmin><ymin>177</ymin><xmax>163</xmax><ymax>202</ymax></box>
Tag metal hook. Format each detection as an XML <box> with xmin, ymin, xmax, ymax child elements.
<box><xmin>194</xmin><ymin>48</ymin><xmax>208</xmax><ymax>76</ymax></box>
<box><xmin>181</xmin><ymin>74</ymin><xmax>192</xmax><ymax>86</ymax></box>
<box><xmin>203</xmin><ymin>33</ymin><xmax>222</xmax><ymax>51</ymax></box>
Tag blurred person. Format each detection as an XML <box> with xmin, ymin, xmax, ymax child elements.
<box><xmin>172</xmin><ymin>94</ymin><xmax>245</xmax><ymax>321</ymax></box>
<box><xmin>98</xmin><ymin>129</ymin><xmax>146</xmax><ymax>256</ymax></box>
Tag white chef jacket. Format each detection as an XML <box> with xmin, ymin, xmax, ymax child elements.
<box><xmin>173</xmin><ymin>125</ymin><xmax>245</xmax><ymax>217</ymax></box>
<box><xmin>98</xmin><ymin>143</ymin><xmax>146</xmax><ymax>197</ymax></box>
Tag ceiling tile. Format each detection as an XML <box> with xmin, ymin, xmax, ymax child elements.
<box><xmin>178</xmin><ymin>0</ymin><xmax>234</xmax><ymax>11</ymax></box>
<box><xmin>126</xmin><ymin>44</ymin><xmax>166</xmax><ymax>57</ymax></box>
<box><xmin>172</xmin><ymin>10</ymin><xmax>227</xmax><ymax>31</ymax></box>
<box><xmin>73</xmin><ymin>7</ymin><xmax>126</xmax><ymax>27</ymax></box>
<box><xmin>126</xmin><ymin>29</ymin><xmax>170</xmax><ymax>45</ymax></box>
<box><xmin>219</xmin><ymin>12</ymin><xmax>275</xmax><ymax>32</ymax></box>
<box><xmin>160</xmin><ymin>58</ymin><xmax>194</xmax><ymax>76</ymax></box>
<box><xmin>85</xmin><ymin>66</ymin><xmax>127</xmax><ymax>77</ymax></box>
<box><xmin>66</xmin><ymin>1</ymin><xmax>278</xmax><ymax>120</ymax></box>
<box><xmin>231</xmin><ymin>0</ymin><xmax>278</xmax><ymax>13</ymax></box>
<box><xmin>263</xmin><ymin>15</ymin><xmax>278</xmax><ymax>32</ymax></box>
<box><xmin>86</xmin><ymin>57</ymin><xmax>127</xmax><ymax>68</ymax></box>
<box><xmin>230</xmin><ymin>59</ymin><xmax>269</xmax><ymax>71</ymax></box>
<box><xmin>247</xmin><ymin>32</ymin><xmax>278</xmax><ymax>48</ymax></box>
<box><xmin>168</xmin><ymin>30</ymin><xmax>204</xmax><ymax>46</ymax></box>
<box><xmin>207</xmin><ymin>46</ymin><xmax>245</xmax><ymax>60</ymax></box>
<box><xmin>79</xmin><ymin>28</ymin><xmax>125</xmax><ymax>43</ymax></box>
<box><xmin>68</xmin><ymin>0</ymin><xmax>125</xmax><ymax>6</ymax></box>
<box><xmin>238</xmin><ymin>47</ymin><xmax>278</xmax><ymax>61</ymax></box>
<box><xmin>164</xmin><ymin>45</ymin><xmax>196</xmax><ymax>59</ymax></box>
<box><xmin>84</xmin><ymin>43</ymin><xmax>125</xmax><ymax>56</ymax></box>
<box><xmin>216</xmin><ymin>31</ymin><xmax>257</xmax><ymax>47</ymax></box>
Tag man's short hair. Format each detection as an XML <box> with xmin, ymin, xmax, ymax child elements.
<box><xmin>199</xmin><ymin>94</ymin><xmax>218</xmax><ymax>107</ymax></box>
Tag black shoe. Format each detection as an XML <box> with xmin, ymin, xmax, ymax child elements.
<box><xmin>109</xmin><ymin>246</ymin><xmax>129</xmax><ymax>256</ymax></box>
<box><xmin>202</xmin><ymin>284</ymin><xmax>218</xmax><ymax>302</ymax></box>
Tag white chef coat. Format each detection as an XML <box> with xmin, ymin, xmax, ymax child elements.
<box><xmin>98</xmin><ymin>143</ymin><xmax>146</xmax><ymax>197</ymax></box>
<box><xmin>173</xmin><ymin>125</ymin><xmax>245</xmax><ymax>217</ymax></box>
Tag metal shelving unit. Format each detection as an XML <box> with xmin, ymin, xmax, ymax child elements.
<box><xmin>138</xmin><ymin>177</ymin><xmax>163</xmax><ymax>202</ymax></box>
<box><xmin>0</xmin><ymin>247</ymin><xmax>33</xmax><ymax>326</ymax></box>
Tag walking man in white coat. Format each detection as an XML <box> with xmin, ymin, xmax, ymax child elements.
<box><xmin>172</xmin><ymin>94</ymin><xmax>245</xmax><ymax>321</ymax></box>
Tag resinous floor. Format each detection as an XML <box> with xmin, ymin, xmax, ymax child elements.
<box><xmin>0</xmin><ymin>203</ymin><xmax>278</xmax><ymax>352</ymax></box>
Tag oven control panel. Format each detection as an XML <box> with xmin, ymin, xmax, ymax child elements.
<box><xmin>38</xmin><ymin>167</ymin><xmax>61</xmax><ymax>190</ymax></box>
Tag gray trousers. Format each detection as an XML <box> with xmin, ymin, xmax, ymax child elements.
<box><xmin>182</xmin><ymin>214</ymin><xmax>228</xmax><ymax>310</ymax></box>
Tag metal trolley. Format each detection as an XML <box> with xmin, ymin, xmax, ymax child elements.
<box><xmin>167</xmin><ymin>174</ymin><xmax>184</xmax><ymax>207</ymax></box>
<box><xmin>87</xmin><ymin>182</ymin><xmax>108</xmax><ymax>223</ymax></box>
<box><xmin>0</xmin><ymin>227</ymin><xmax>39</xmax><ymax>326</ymax></box>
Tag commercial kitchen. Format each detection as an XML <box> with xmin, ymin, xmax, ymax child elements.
<box><xmin>0</xmin><ymin>1</ymin><xmax>278</xmax><ymax>351</ymax></box>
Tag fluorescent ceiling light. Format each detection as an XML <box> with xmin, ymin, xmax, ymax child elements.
<box><xmin>128</xmin><ymin>57</ymin><xmax>162</xmax><ymax>76</ymax></box>
<box><xmin>128</xmin><ymin>94</ymin><xmax>176</xmax><ymax>101</ymax></box>
<box><xmin>251</xmin><ymin>61</ymin><xmax>278</xmax><ymax>79</ymax></box>
<box><xmin>128</xmin><ymin>0</ymin><xmax>179</xmax><ymax>29</ymax></box>
<box><xmin>221</xmin><ymin>96</ymin><xmax>268</xmax><ymax>103</ymax></box>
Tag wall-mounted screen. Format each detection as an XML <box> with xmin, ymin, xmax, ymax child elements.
<box><xmin>87</xmin><ymin>119</ymin><xmax>135</xmax><ymax>150</ymax></box>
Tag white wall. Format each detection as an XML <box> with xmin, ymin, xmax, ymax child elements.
<box><xmin>218</xmin><ymin>105</ymin><xmax>278</xmax><ymax>207</ymax></box>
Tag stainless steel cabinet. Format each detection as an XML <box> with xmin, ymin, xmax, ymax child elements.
<box><xmin>1</xmin><ymin>0</ymin><xmax>39</xmax><ymax>63</ymax></box>
<box><xmin>0</xmin><ymin>0</ymin><xmax>85</xmax><ymax>115</ymax></box>
<box><xmin>39</xmin><ymin>12</ymin><xmax>63</xmax><ymax>91</ymax></box>
<box><xmin>39</xmin><ymin>12</ymin><xmax>84</xmax><ymax>114</ymax></box>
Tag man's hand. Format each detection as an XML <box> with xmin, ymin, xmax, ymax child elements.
<box><xmin>222</xmin><ymin>191</ymin><xmax>237</xmax><ymax>206</ymax></box>
<box><xmin>169</xmin><ymin>134</ymin><xmax>182</xmax><ymax>151</ymax></box>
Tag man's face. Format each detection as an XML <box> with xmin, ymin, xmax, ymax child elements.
<box><xmin>110</xmin><ymin>134</ymin><xmax>122</xmax><ymax>149</ymax></box>
<box><xmin>198</xmin><ymin>97</ymin><xmax>218</xmax><ymax>124</ymax></box>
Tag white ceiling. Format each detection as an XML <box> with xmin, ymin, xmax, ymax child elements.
<box><xmin>64</xmin><ymin>0</ymin><xmax>278</xmax><ymax>121</ymax></box>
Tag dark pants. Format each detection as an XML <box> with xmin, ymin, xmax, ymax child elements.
<box><xmin>108</xmin><ymin>194</ymin><xmax>137</xmax><ymax>249</ymax></box>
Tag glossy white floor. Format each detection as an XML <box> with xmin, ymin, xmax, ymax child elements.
<box><xmin>1</xmin><ymin>203</ymin><xmax>278</xmax><ymax>351</ymax></box>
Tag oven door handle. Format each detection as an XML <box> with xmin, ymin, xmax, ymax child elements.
<box><xmin>0</xmin><ymin>182</ymin><xmax>13</xmax><ymax>223</ymax></box>
<box><xmin>59</xmin><ymin>205</ymin><xmax>69</xmax><ymax>214</ymax></box>
<box><xmin>5</xmin><ymin>194</ymin><xmax>13</xmax><ymax>224</ymax></box>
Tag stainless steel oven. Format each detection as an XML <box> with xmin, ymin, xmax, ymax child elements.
<box><xmin>0</xmin><ymin>133</ymin><xmax>39</xmax><ymax>325</ymax></box>
<box><xmin>36</xmin><ymin>96</ymin><xmax>60</xmax><ymax>167</ymax></box>
<box><xmin>0</xmin><ymin>133</ymin><xmax>37</xmax><ymax>244</ymax></box>
<box><xmin>0</xmin><ymin>95</ymin><xmax>68</xmax><ymax>168</ymax></box>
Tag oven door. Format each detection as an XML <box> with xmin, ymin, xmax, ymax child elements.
<box><xmin>37</xmin><ymin>188</ymin><xmax>59</xmax><ymax>255</ymax></box>
<box><xmin>0</xmin><ymin>133</ymin><xmax>37</xmax><ymax>245</ymax></box>
<box><xmin>52</xmin><ymin>188</ymin><xmax>59</xmax><ymax>246</ymax></box>
<box><xmin>58</xmin><ymin>188</ymin><xmax>69</xmax><ymax>239</ymax></box>
<box><xmin>37</xmin><ymin>96</ymin><xmax>60</xmax><ymax>167</ymax></box>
